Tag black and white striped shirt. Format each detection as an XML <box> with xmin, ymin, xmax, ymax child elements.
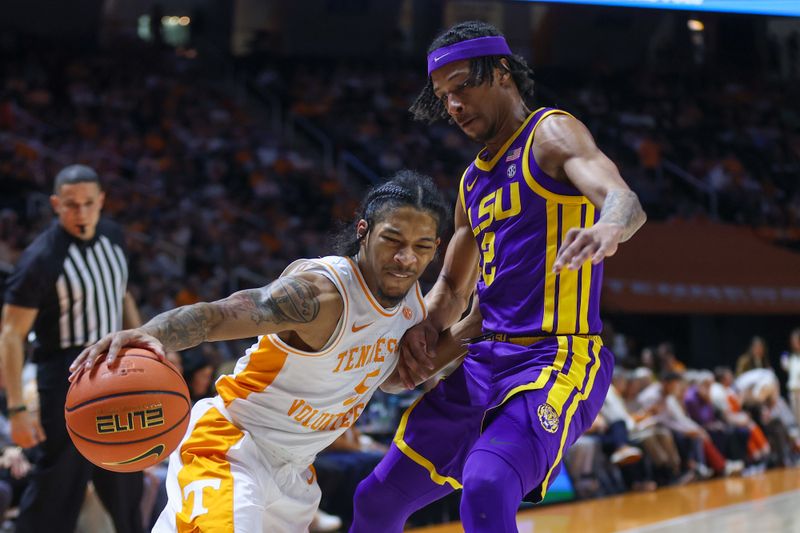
<box><xmin>3</xmin><ymin>219</ymin><xmax>129</xmax><ymax>359</ymax></box>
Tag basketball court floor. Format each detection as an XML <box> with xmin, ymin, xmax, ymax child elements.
<box><xmin>408</xmin><ymin>467</ymin><xmax>800</xmax><ymax>533</ymax></box>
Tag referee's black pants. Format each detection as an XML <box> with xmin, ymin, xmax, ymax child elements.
<box><xmin>16</xmin><ymin>351</ymin><xmax>144</xmax><ymax>533</ymax></box>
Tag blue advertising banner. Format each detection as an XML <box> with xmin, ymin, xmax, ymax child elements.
<box><xmin>525</xmin><ymin>1</ymin><xmax>800</xmax><ymax>17</ymax></box>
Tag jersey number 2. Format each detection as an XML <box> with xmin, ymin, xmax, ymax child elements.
<box><xmin>481</xmin><ymin>231</ymin><xmax>496</xmax><ymax>286</ymax></box>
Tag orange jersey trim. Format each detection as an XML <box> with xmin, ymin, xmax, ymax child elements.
<box><xmin>346</xmin><ymin>258</ymin><xmax>400</xmax><ymax>317</ymax></box>
<box><xmin>216</xmin><ymin>335</ymin><xmax>289</xmax><ymax>406</ymax></box>
<box><xmin>414</xmin><ymin>282</ymin><xmax>427</xmax><ymax>320</ymax></box>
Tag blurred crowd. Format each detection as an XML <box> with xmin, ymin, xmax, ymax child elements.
<box><xmin>0</xmin><ymin>42</ymin><xmax>362</xmax><ymax>367</ymax></box>
<box><xmin>264</xmin><ymin>59</ymin><xmax>800</xmax><ymax>243</ymax></box>
<box><xmin>563</xmin><ymin>329</ymin><xmax>800</xmax><ymax>500</ymax></box>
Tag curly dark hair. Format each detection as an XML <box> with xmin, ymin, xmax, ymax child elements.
<box><xmin>410</xmin><ymin>20</ymin><xmax>535</xmax><ymax>123</ymax></box>
<box><xmin>332</xmin><ymin>170</ymin><xmax>450</xmax><ymax>257</ymax></box>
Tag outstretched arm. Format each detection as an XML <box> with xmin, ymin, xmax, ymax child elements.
<box><xmin>69</xmin><ymin>272</ymin><xmax>342</xmax><ymax>376</ymax></box>
<box><xmin>533</xmin><ymin>114</ymin><xmax>647</xmax><ymax>271</ymax></box>
<box><xmin>142</xmin><ymin>275</ymin><xmax>327</xmax><ymax>350</ymax></box>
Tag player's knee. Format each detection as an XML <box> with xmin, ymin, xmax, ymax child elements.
<box><xmin>462</xmin><ymin>467</ymin><xmax>505</xmax><ymax>503</ymax></box>
<box><xmin>351</xmin><ymin>472</ymin><xmax>409</xmax><ymax>533</ymax></box>
<box><xmin>352</xmin><ymin>473</ymin><xmax>385</xmax><ymax>515</ymax></box>
<box><xmin>461</xmin><ymin>452</ymin><xmax>524</xmax><ymax>506</ymax></box>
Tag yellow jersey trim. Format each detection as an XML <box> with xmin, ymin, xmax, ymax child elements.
<box><xmin>393</xmin><ymin>396</ymin><xmax>463</xmax><ymax>490</ymax></box>
<box><xmin>521</xmin><ymin>109</ymin><xmax>588</xmax><ymax>204</ymax></box>
<box><xmin>458</xmin><ymin>167</ymin><xmax>469</xmax><ymax>216</ymax></box>
<box><xmin>473</xmin><ymin>108</ymin><xmax>543</xmax><ymax>172</ymax></box>
<box><xmin>540</xmin><ymin>339</ymin><xmax>603</xmax><ymax>499</ymax></box>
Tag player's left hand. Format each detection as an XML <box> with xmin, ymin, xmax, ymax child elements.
<box><xmin>553</xmin><ymin>222</ymin><xmax>624</xmax><ymax>272</ymax></box>
<box><xmin>68</xmin><ymin>329</ymin><xmax>165</xmax><ymax>381</ymax></box>
<box><xmin>396</xmin><ymin>320</ymin><xmax>439</xmax><ymax>389</ymax></box>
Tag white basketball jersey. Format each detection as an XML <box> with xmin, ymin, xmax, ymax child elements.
<box><xmin>215</xmin><ymin>256</ymin><xmax>426</xmax><ymax>464</ymax></box>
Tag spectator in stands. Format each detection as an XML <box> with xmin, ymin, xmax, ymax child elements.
<box><xmin>565</xmin><ymin>434</ymin><xmax>602</xmax><ymax>498</ymax></box>
<box><xmin>600</xmin><ymin>370</ymin><xmax>644</xmax><ymax>467</ymax></box>
<box><xmin>736</xmin><ymin>336</ymin><xmax>772</xmax><ymax>376</ymax></box>
<box><xmin>0</xmin><ymin>416</ymin><xmax>32</xmax><ymax>522</ymax></box>
<box><xmin>598</xmin><ymin>374</ymin><xmax>660</xmax><ymax>492</ymax></box>
<box><xmin>684</xmin><ymin>371</ymin><xmax>749</xmax><ymax>467</ymax></box>
<box><xmin>711</xmin><ymin>366</ymin><xmax>770</xmax><ymax>464</ymax></box>
<box><xmin>656</xmin><ymin>342</ymin><xmax>687</xmax><ymax>375</ymax></box>
<box><xmin>641</xmin><ymin>372</ymin><xmax>742</xmax><ymax>478</ymax></box>
<box><xmin>780</xmin><ymin>328</ymin><xmax>800</xmax><ymax>425</ymax></box>
<box><xmin>619</xmin><ymin>368</ymin><xmax>684</xmax><ymax>485</ymax></box>
<box><xmin>0</xmin><ymin>366</ymin><xmax>32</xmax><ymax>521</ymax></box>
<box><xmin>639</xmin><ymin>347</ymin><xmax>657</xmax><ymax>375</ymax></box>
<box><xmin>736</xmin><ymin>368</ymin><xmax>798</xmax><ymax>466</ymax></box>
<box><xmin>180</xmin><ymin>349</ymin><xmax>215</xmax><ymax>404</ymax></box>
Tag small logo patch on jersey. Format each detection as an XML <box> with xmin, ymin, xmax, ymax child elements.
<box><xmin>351</xmin><ymin>321</ymin><xmax>373</xmax><ymax>333</ymax></box>
<box><xmin>402</xmin><ymin>306</ymin><xmax>413</xmax><ymax>320</ymax></box>
<box><xmin>507</xmin><ymin>164</ymin><xmax>517</xmax><ymax>178</ymax></box>
<box><xmin>505</xmin><ymin>147</ymin><xmax>521</xmax><ymax>162</ymax></box>
<box><xmin>466</xmin><ymin>176</ymin><xmax>479</xmax><ymax>191</ymax></box>
<box><xmin>537</xmin><ymin>403</ymin><xmax>559</xmax><ymax>434</ymax></box>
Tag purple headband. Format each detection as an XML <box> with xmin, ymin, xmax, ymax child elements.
<box><xmin>427</xmin><ymin>36</ymin><xmax>512</xmax><ymax>76</ymax></box>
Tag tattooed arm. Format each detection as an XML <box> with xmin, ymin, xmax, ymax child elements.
<box><xmin>142</xmin><ymin>274</ymin><xmax>335</xmax><ymax>350</ymax></box>
<box><xmin>69</xmin><ymin>272</ymin><xmax>342</xmax><ymax>376</ymax></box>
<box><xmin>532</xmin><ymin>113</ymin><xmax>647</xmax><ymax>272</ymax></box>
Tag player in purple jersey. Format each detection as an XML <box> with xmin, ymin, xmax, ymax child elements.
<box><xmin>350</xmin><ymin>21</ymin><xmax>646</xmax><ymax>533</ymax></box>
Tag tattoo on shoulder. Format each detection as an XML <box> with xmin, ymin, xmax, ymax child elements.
<box><xmin>247</xmin><ymin>277</ymin><xmax>321</xmax><ymax>326</ymax></box>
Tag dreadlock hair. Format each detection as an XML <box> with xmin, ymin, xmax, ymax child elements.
<box><xmin>410</xmin><ymin>20</ymin><xmax>535</xmax><ymax>123</ymax></box>
<box><xmin>333</xmin><ymin>170</ymin><xmax>450</xmax><ymax>257</ymax></box>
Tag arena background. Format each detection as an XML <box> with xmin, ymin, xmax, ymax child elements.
<box><xmin>1</xmin><ymin>1</ymin><xmax>799</xmax><ymax>532</ymax></box>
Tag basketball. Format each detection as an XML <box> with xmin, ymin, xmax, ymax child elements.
<box><xmin>65</xmin><ymin>347</ymin><xmax>191</xmax><ymax>473</ymax></box>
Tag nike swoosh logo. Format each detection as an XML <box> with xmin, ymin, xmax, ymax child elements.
<box><xmin>489</xmin><ymin>437</ymin><xmax>516</xmax><ymax>446</ymax></box>
<box><xmin>466</xmin><ymin>176</ymin><xmax>479</xmax><ymax>192</ymax></box>
<box><xmin>351</xmin><ymin>322</ymin><xmax>373</xmax><ymax>333</ymax></box>
<box><xmin>433</xmin><ymin>51</ymin><xmax>453</xmax><ymax>63</ymax></box>
<box><xmin>102</xmin><ymin>443</ymin><xmax>165</xmax><ymax>466</ymax></box>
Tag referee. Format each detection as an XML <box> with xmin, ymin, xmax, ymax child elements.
<box><xmin>0</xmin><ymin>165</ymin><xmax>143</xmax><ymax>533</ymax></box>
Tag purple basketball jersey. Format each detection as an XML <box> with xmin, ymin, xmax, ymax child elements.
<box><xmin>459</xmin><ymin>107</ymin><xmax>604</xmax><ymax>336</ymax></box>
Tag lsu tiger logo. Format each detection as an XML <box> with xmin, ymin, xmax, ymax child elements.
<box><xmin>537</xmin><ymin>403</ymin><xmax>559</xmax><ymax>434</ymax></box>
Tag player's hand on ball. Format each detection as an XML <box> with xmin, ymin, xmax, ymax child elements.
<box><xmin>553</xmin><ymin>222</ymin><xmax>624</xmax><ymax>272</ymax></box>
<box><xmin>69</xmin><ymin>329</ymin><xmax>165</xmax><ymax>381</ymax></box>
<box><xmin>397</xmin><ymin>320</ymin><xmax>439</xmax><ymax>389</ymax></box>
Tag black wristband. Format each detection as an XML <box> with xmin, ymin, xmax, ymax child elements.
<box><xmin>7</xmin><ymin>405</ymin><xmax>27</xmax><ymax>416</ymax></box>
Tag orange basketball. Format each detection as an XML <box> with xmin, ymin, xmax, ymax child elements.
<box><xmin>65</xmin><ymin>347</ymin><xmax>191</xmax><ymax>473</ymax></box>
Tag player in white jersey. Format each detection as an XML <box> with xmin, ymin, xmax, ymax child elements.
<box><xmin>70</xmin><ymin>171</ymin><xmax>477</xmax><ymax>532</ymax></box>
